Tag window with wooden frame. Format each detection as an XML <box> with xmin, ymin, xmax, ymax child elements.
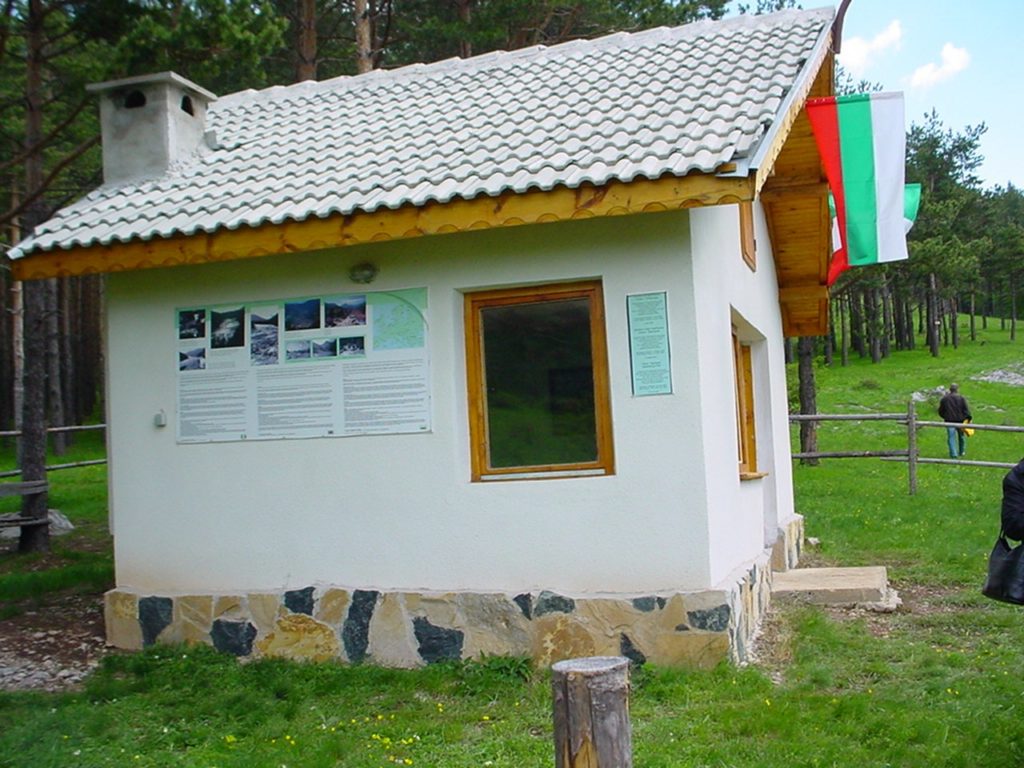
<box><xmin>465</xmin><ymin>281</ymin><xmax>614</xmax><ymax>481</ymax></box>
<box><xmin>738</xmin><ymin>201</ymin><xmax>756</xmax><ymax>271</ymax></box>
<box><xmin>732</xmin><ymin>328</ymin><xmax>759</xmax><ymax>479</ymax></box>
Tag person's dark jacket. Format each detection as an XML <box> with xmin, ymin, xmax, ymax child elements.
<box><xmin>1002</xmin><ymin>458</ymin><xmax>1024</xmax><ymax>539</ymax></box>
<box><xmin>938</xmin><ymin>393</ymin><xmax>971</xmax><ymax>424</ymax></box>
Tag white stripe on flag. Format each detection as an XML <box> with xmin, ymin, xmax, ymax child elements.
<box><xmin>870</xmin><ymin>94</ymin><xmax>908</xmax><ymax>264</ymax></box>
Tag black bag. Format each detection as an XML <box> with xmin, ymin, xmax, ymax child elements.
<box><xmin>982</xmin><ymin>533</ymin><xmax>1024</xmax><ymax>605</ymax></box>
<box><xmin>1002</xmin><ymin>459</ymin><xmax>1024</xmax><ymax>540</ymax></box>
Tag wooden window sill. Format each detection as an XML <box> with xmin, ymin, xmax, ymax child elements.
<box><xmin>739</xmin><ymin>471</ymin><xmax>768</xmax><ymax>481</ymax></box>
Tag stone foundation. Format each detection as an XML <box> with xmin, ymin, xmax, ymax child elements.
<box><xmin>771</xmin><ymin>513</ymin><xmax>805</xmax><ymax>573</ymax></box>
<box><xmin>105</xmin><ymin>534</ymin><xmax>797</xmax><ymax>667</ymax></box>
<box><xmin>108</xmin><ymin>580</ymin><xmax>744</xmax><ymax>668</ymax></box>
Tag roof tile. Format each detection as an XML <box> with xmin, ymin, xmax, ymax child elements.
<box><xmin>14</xmin><ymin>7</ymin><xmax>832</xmax><ymax>258</ymax></box>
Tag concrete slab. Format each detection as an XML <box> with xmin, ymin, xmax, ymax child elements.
<box><xmin>772</xmin><ymin>566</ymin><xmax>890</xmax><ymax>605</ymax></box>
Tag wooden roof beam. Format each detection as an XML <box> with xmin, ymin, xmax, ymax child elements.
<box><xmin>13</xmin><ymin>173</ymin><xmax>755</xmax><ymax>280</ymax></box>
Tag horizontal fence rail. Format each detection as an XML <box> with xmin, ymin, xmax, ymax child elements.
<box><xmin>0</xmin><ymin>459</ymin><xmax>107</xmax><ymax>480</ymax></box>
<box><xmin>789</xmin><ymin>402</ymin><xmax>1023</xmax><ymax>494</ymax></box>
<box><xmin>0</xmin><ymin>424</ymin><xmax>108</xmax><ymax>480</ymax></box>
<box><xmin>0</xmin><ymin>423</ymin><xmax>106</xmax><ymax>438</ymax></box>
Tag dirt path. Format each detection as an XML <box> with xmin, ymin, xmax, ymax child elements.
<box><xmin>0</xmin><ymin>591</ymin><xmax>108</xmax><ymax>692</ymax></box>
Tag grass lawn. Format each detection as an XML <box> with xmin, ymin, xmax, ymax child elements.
<box><xmin>0</xmin><ymin>428</ymin><xmax>112</xmax><ymax>620</ymax></box>
<box><xmin>2</xmin><ymin>320</ymin><xmax>1024</xmax><ymax>766</ymax></box>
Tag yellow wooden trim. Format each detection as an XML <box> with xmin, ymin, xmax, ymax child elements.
<box><xmin>464</xmin><ymin>280</ymin><xmax>614</xmax><ymax>482</ymax></box>
<box><xmin>739</xmin><ymin>471</ymin><xmax>768</xmax><ymax>481</ymax></box>
<box><xmin>740</xmin><ymin>343</ymin><xmax>756</xmax><ymax>472</ymax></box>
<box><xmin>14</xmin><ymin>173</ymin><xmax>755</xmax><ymax>280</ymax></box>
<box><xmin>779</xmin><ymin>284</ymin><xmax>829</xmax><ymax>303</ymax></box>
<box><xmin>738</xmin><ymin>201</ymin><xmax>756</xmax><ymax>272</ymax></box>
<box><xmin>759</xmin><ymin>181</ymin><xmax>828</xmax><ymax>202</ymax></box>
<box><xmin>464</xmin><ymin>293</ymin><xmax>487</xmax><ymax>482</ymax></box>
<box><xmin>732</xmin><ymin>331</ymin><xmax>757</xmax><ymax>475</ymax></box>
<box><xmin>732</xmin><ymin>330</ymin><xmax>744</xmax><ymax>468</ymax></box>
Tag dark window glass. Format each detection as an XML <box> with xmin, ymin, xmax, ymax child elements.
<box><xmin>481</xmin><ymin>297</ymin><xmax>597</xmax><ymax>468</ymax></box>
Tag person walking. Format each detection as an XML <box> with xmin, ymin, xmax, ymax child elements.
<box><xmin>938</xmin><ymin>383</ymin><xmax>972</xmax><ymax>458</ymax></box>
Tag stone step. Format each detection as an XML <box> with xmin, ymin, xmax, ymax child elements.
<box><xmin>772</xmin><ymin>566</ymin><xmax>893</xmax><ymax>606</ymax></box>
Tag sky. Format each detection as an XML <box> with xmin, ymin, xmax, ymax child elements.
<box><xmin>731</xmin><ymin>1</ymin><xmax>1023</xmax><ymax>190</ymax></box>
<box><xmin>832</xmin><ymin>0</ymin><xmax>1020</xmax><ymax>189</ymax></box>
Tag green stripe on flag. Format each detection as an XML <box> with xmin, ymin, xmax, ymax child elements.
<box><xmin>837</xmin><ymin>94</ymin><xmax>878</xmax><ymax>266</ymax></box>
<box><xmin>904</xmin><ymin>183</ymin><xmax>921</xmax><ymax>227</ymax></box>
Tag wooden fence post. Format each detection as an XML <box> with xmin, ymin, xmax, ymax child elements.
<box><xmin>552</xmin><ymin>656</ymin><xmax>632</xmax><ymax>768</ymax></box>
<box><xmin>907</xmin><ymin>400</ymin><xmax>917</xmax><ymax>496</ymax></box>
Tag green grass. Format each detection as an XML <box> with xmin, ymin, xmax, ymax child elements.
<box><xmin>0</xmin><ymin>427</ymin><xmax>112</xmax><ymax>614</ymax></box>
<box><xmin>2</xmin><ymin>320</ymin><xmax>1024</xmax><ymax>766</ymax></box>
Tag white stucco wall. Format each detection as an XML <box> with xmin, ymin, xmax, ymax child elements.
<box><xmin>688</xmin><ymin>203</ymin><xmax>796</xmax><ymax>587</ymax></box>
<box><xmin>105</xmin><ymin>208</ymin><xmax>791</xmax><ymax>597</ymax></box>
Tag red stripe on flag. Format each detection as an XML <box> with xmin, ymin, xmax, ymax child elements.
<box><xmin>806</xmin><ymin>97</ymin><xmax>850</xmax><ymax>285</ymax></box>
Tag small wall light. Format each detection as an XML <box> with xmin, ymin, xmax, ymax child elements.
<box><xmin>349</xmin><ymin>262</ymin><xmax>379</xmax><ymax>284</ymax></box>
<box><xmin>154</xmin><ymin>409</ymin><xmax>167</xmax><ymax>428</ymax></box>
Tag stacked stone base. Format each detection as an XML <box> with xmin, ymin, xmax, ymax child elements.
<box><xmin>771</xmin><ymin>514</ymin><xmax>805</xmax><ymax>573</ymax></box>
<box><xmin>106</xmin><ymin>520</ymin><xmax>800</xmax><ymax>668</ymax></box>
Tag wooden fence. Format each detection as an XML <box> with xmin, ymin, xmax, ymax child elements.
<box><xmin>2</xmin><ymin>411</ymin><xmax>1022</xmax><ymax>495</ymax></box>
<box><xmin>790</xmin><ymin>401</ymin><xmax>1023</xmax><ymax>494</ymax></box>
<box><xmin>0</xmin><ymin>423</ymin><xmax>107</xmax><ymax>480</ymax></box>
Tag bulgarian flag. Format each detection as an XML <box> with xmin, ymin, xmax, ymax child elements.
<box><xmin>806</xmin><ymin>92</ymin><xmax>912</xmax><ymax>285</ymax></box>
<box><xmin>828</xmin><ymin>183</ymin><xmax>921</xmax><ymax>277</ymax></box>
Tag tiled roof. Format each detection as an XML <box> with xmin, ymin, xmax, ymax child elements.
<box><xmin>12</xmin><ymin>6</ymin><xmax>833</xmax><ymax>259</ymax></box>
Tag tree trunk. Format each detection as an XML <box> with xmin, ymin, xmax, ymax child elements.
<box><xmin>797</xmin><ymin>336</ymin><xmax>818</xmax><ymax>466</ymax></box>
<box><xmin>1011</xmin><ymin>276</ymin><xmax>1018</xmax><ymax>342</ymax></box>
<box><xmin>9</xmin><ymin>184</ymin><xmax>24</xmax><ymax>432</ymax></box>
<box><xmin>983</xmin><ymin>279</ymin><xmax>991</xmax><ymax>330</ymax></box>
<box><xmin>20</xmin><ymin>276</ymin><xmax>49</xmax><ymax>552</ymax></box>
<box><xmin>12</xmin><ymin>272</ymin><xmax>23</xmax><ymax>430</ymax></box>
<box><xmin>59</xmin><ymin>277</ymin><xmax>76</xmax><ymax>434</ymax></box>
<box><xmin>783</xmin><ymin>337</ymin><xmax>793</xmax><ymax>365</ymax></box>
<box><xmin>19</xmin><ymin>0</ymin><xmax>50</xmax><ymax>552</ymax></box>
<box><xmin>893</xmin><ymin>286</ymin><xmax>910</xmax><ymax>350</ymax></box>
<box><xmin>840</xmin><ymin>293</ymin><xmax>849</xmax><ymax>366</ymax></box>
<box><xmin>44</xmin><ymin>278</ymin><xmax>67</xmax><ymax>454</ymax></box>
<box><xmin>295</xmin><ymin>0</ymin><xmax>318</xmax><ymax>81</ymax></box>
<box><xmin>969</xmin><ymin>291</ymin><xmax>976</xmax><ymax>341</ymax></box>
<box><xmin>849</xmin><ymin>289</ymin><xmax>865</xmax><ymax>358</ymax></box>
<box><xmin>909</xmin><ymin>296</ymin><xmax>917</xmax><ymax>352</ymax></box>
<box><xmin>927</xmin><ymin>274</ymin><xmax>940</xmax><ymax>357</ymax></box>
<box><xmin>868</xmin><ymin>288</ymin><xmax>882</xmax><ymax>364</ymax></box>
<box><xmin>454</xmin><ymin>0</ymin><xmax>473</xmax><ymax>58</ymax></box>
<box><xmin>880</xmin><ymin>282</ymin><xmax>892</xmax><ymax>358</ymax></box>
<box><xmin>354</xmin><ymin>0</ymin><xmax>373</xmax><ymax>73</ymax></box>
<box><xmin>950</xmin><ymin>296</ymin><xmax>959</xmax><ymax>349</ymax></box>
<box><xmin>0</xmin><ymin>257</ymin><xmax>11</xmax><ymax>430</ymax></box>
<box><xmin>77</xmin><ymin>274</ymin><xmax>102</xmax><ymax>420</ymax></box>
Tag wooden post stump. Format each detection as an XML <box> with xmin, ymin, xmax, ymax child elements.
<box><xmin>552</xmin><ymin>656</ymin><xmax>632</xmax><ymax>768</ymax></box>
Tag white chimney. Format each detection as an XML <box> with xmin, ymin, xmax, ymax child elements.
<box><xmin>87</xmin><ymin>71</ymin><xmax>217</xmax><ymax>184</ymax></box>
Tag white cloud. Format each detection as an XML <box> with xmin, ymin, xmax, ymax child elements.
<box><xmin>839</xmin><ymin>19</ymin><xmax>903</xmax><ymax>77</ymax></box>
<box><xmin>909</xmin><ymin>43</ymin><xmax>970</xmax><ymax>88</ymax></box>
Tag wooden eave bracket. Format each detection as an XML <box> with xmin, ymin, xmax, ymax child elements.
<box><xmin>12</xmin><ymin>173</ymin><xmax>756</xmax><ymax>280</ymax></box>
<box><xmin>757</xmin><ymin>38</ymin><xmax>836</xmax><ymax>338</ymax></box>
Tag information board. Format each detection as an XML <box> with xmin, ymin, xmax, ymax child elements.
<box><xmin>626</xmin><ymin>292</ymin><xmax>672</xmax><ymax>396</ymax></box>
<box><xmin>176</xmin><ymin>287</ymin><xmax>430</xmax><ymax>442</ymax></box>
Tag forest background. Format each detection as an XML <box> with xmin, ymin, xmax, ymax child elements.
<box><xmin>1</xmin><ymin>0</ymin><xmax>1021</xmax><ymax>476</ymax></box>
